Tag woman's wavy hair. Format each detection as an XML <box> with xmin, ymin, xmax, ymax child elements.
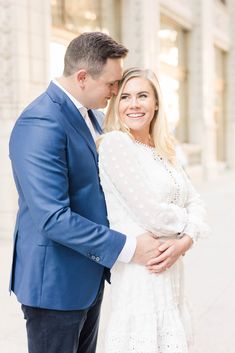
<box><xmin>104</xmin><ymin>67</ymin><xmax>176</xmax><ymax>164</ymax></box>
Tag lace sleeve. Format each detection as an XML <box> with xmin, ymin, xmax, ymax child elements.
<box><xmin>98</xmin><ymin>131</ymin><xmax>187</xmax><ymax>237</ymax></box>
<box><xmin>182</xmin><ymin>170</ymin><xmax>210</xmax><ymax>242</ymax></box>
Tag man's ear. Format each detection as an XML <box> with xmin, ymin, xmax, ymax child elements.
<box><xmin>76</xmin><ymin>70</ymin><xmax>88</xmax><ymax>88</ymax></box>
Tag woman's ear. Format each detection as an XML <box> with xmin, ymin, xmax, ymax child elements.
<box><xmin>76</xmin><ymin>70</ymin><xmax>87</xmax><ymax>88</ymax></box>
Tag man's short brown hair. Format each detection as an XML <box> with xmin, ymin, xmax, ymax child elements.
<box><xmin>63</xmin><ymin>32</ymin><xmax>128</xmax><ymax>77</ymax></box>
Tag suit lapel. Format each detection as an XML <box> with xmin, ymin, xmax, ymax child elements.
<box><xmin>62</xmin><ymin>99</ymin><xmax>98</xmax><ymax>159</ymax></box>
<box><xmin>46</xmin><ymin>82</ymin><xmax>98</xmax><ymax>163</ymax></box>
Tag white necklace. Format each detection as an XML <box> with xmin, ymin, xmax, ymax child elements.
<box><xmin>134</xmin><ymin>139</ymin><xmax>155</xmax><ymax>149</ymax></box>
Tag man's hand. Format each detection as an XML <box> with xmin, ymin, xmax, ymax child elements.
<box><xmin>146</xmin><ymin>235</ymin><xmax>193</xmax><ymax>274</ymax></box>
<box><xmin>131</xmin><ymin>232</ymin><xmax>161</xmax><ymax>266</ymax></box>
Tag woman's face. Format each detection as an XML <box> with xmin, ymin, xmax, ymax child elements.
<box><xmin>118</xmin><ymin>77</ymin><xmax>157</xmax><ymax>136</ymax></box>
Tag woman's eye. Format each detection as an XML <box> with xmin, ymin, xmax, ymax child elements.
<box><xmin>139</xmin><ymin>94</ymin><xmax>147</xmax><ymax>99</ymax></box>
<box><xmin>120</xmin><ymin>95</ymin><xmax>129</xmax><ymax>100</ymax></box>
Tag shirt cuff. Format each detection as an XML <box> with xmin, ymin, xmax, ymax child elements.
<box><xmin>116</xmin><ymin>235</ymin><xmax>136</xmax><ymax>263</ymax></box>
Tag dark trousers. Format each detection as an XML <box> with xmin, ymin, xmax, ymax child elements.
<box><xmin>21</xmin><ymin>284</ymin><xmax>104</xmax><ymax>353</ymax></box>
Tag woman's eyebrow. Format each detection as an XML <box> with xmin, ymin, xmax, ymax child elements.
<box><xmin>121</xmin><ymin>91</ymin><xmax>149</xmax><ymax>95</ymax></box>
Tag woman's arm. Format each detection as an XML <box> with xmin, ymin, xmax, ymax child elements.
<box><xmin>99</xmin><ymin>131</ymin><xmax>188</xmax><ymax>237</ymax></box>
<box><xmin>147</xmin><ymin>169</ymin><xmax>209</xmax><ymax>273</ymax></box>
<box><xmin>182</xmin><ymin>171</ymin><xmax>209</xmax><ymax>243</ymax></box>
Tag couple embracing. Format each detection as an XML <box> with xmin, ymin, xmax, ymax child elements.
<box><xmin>9</xmin><ymin>32</ymin><xmax>208</xmax><ymax>353</ymax></box>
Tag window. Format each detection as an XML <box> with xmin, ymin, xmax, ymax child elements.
<box><xmin>214</xmin><ymin>46</ymin><xmax>226</xmax><ymax>162</ymax></box>
<box><xmin>51</xmin><ymin>0</ymin><xmax>102</xmax><ymax>33</ymax></box>
<box><xmin>50</xmin><ymin>0</ymin><xmax>121</xmax><ymax>79</ymax></box>
<box><xmin>158</xmin><ymin>16</ymin><xmax>188</xmax><ymax>142</ymax></box>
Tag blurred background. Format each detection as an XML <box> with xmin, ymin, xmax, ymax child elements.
<box><xmin>0</xmin><ymin>1</ymin><xmax>234</xmax><ymax>352</ymax></box>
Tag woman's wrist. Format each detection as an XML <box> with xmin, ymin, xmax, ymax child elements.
<box><xmin>178</xmin><ymin>234</ymin><xmax>193</xmax><ymax>254</ymax></box>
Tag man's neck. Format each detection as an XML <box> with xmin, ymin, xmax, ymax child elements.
<box><xmin>53</xmin><ymin>78</ymin><xmax>84</xmax><ymax>110</ymax></box>
<box><xmin>56</xmin><ymin>76</ymin><xmax>77</xmax><ymax>98</ymax></box>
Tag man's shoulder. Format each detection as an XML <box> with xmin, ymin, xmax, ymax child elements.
<box><xmin>18</xmin><ymin>89</ymin><xmax>61</xmax><ymax>122</ymax></box>
<box><xmin>13</xmin><ymin>92</ymin><xmax>65</xmax><ymax>137</ymax></box>
<box><xmin>19</xmin><ymin>81</ymin><xmax>64</xmax><ymax>118</ymax></box>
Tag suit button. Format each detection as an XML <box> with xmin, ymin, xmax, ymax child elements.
<box><xmin>91</xmin><ymin>255</ymin><xmax>96</xmax><ymax>260</ymax></box>
<box><xmin>96</xmin><ymin>256</ymin><xmax>100</xmax><ymax>262</ymax></box>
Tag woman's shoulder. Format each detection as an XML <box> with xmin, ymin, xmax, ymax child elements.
<box><xmin>99</xmin><ymin>130</ymin><xmax>133</xmax><ymax>148</ymax></box>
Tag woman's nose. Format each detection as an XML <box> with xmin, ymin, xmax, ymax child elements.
<box><xmin>129</xmin><ymin>96</ymin><xmax>140</xmax><ymax>107</ymax></box>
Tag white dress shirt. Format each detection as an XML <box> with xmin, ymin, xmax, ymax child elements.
<box><xmin>52</xmin><ymin>80</ymin><xmax>136</xmax><ymax>263</ymax></box>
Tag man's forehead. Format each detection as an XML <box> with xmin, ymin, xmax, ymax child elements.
<box><xmin>102</xmin><ymin>58</ymin><xmax>123</xmax><ymax>77</ymax></box>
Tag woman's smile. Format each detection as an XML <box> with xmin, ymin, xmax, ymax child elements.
<box><xmin>126</xmin><ymin>112</ymin><xmax>145</xmax><ymax>119</ymax></box>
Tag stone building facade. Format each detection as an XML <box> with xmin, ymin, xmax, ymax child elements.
<box><xmin>1</xmin><ymin>0</ymin><xmax>234</xmax><ymax>239</ymax></box>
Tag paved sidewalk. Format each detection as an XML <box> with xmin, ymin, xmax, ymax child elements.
<box><xmin>185</xmin><ymin>170</ymin><xmax>235</xmax><ymax>353</ymax></box>
<box><xmin>0</xmin><ymin>240</ymin><xmax>27</xmax><ymax>353</ymax></box>
<box><xmin>1</xmin><ymin>170</ymin><xmax>235</xmax><ymax>353</ymax></box>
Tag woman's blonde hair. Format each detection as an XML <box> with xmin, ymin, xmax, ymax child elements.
<box><xmin>104</xmin><ymin>67</ymin><xmax>176</xmax><ymax>164</ymax></box>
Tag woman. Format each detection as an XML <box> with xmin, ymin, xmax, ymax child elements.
<box><xmin>98</xmin><ymin>68</ymin><xmax>208</xmax><ymax>353</ymax></box>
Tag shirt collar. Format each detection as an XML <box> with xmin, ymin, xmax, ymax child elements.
<box><xmin>52</xmin><ymin>79</ymin><xmax>85</xmax><ymax>114</ymax></box>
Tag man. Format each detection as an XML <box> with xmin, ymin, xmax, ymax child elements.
<box><xmin>9</xmin><ymin>32</ymin><xmax>160</xmax><ymax>353</ymax></box>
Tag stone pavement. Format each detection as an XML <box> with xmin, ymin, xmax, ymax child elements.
<box><xmin>0</xmin><ymin>170</ymin><xmax>235</xmax><ymax>353</ymax></box>
<box><xmin>185</xmin><ymin>170</ymin><xmax>235</xmax><ymax>353</ymax></box>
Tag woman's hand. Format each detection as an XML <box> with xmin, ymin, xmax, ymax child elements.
<box><xmin>146</xmin><ymin>235</ymin><xmax>193</xmax><ymax>274</ymax></box>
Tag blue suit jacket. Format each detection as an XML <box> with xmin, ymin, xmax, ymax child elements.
<box><xmin>9</xmin><ymin>82</ymin><xmax>126</xmax><ymax>310</ymax></box>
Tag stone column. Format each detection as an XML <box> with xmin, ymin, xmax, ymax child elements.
<box><xmin>188</xmin><ymin>0</ymin><xmax>217</xmax><ymax>179</ymax></box>
<box><xmin>226</xmin><ymin>0</ymin><xmax>235</xmax><ymax>169</ymax></box>
<box><xmin>120</xmin><ymin>0</ymin><xmax>160</xmax><ymax>73</ymax></box>
<box><xmin>101</xmin><ymin>0</ymin><xmax>121</xmax><ymax>41</ymax></box>
<box><xmin>0</xmin><ymin>0</ymin><xmax>50</xmax><ymax>239</ymax></box>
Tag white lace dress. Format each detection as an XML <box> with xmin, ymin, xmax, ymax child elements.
<box><xmin>98</xmin><ymin>131</ymin><xmax>208</xmax><ymax>353</ymax></box>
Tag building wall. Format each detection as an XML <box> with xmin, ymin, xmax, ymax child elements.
<box><xmin>0</xmin><ymin>0</ymin><xmax>50</xmax><ymax>238</ymax></box>
<box><xmin>0</xmin><ymin>0</ymin><xmax>234</xmax><ymax>239</ymax></box>
<box><xmin>227</xmin><ymin>0</ymin><xmax>235</xmax><ymax>169</ymax></box>
<box><xmin>121</xmin><ymin>0</ymin><xmax>160</xmax><ymax>72</ymax></box>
